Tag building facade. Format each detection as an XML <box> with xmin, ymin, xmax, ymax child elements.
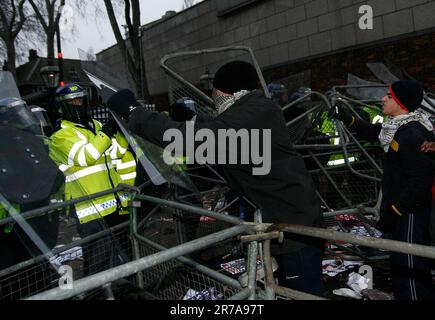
<box><xmin>96</xmin><ymin>0</ymin><xmax>435</xmax><ymax>108</ymax></box>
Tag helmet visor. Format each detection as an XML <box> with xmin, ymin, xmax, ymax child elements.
<box><xmin>29</xmin><ymin>106</ymin><xmax>54</xmax><ymax>135</ymax></box>
<box><xmin>0</xmin><ymin>105</ymin><xmax>41</xmax><ymax>134</ymax></box>
<box><xmin>60</xmin><ymin>95</ymin><xmax>91</xmax><ymax>123</ymax></box>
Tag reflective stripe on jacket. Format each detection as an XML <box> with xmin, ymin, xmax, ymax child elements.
<box><xmin>319</xmin><ymin>107</ymin><xmax>384</xmax><ymax>166</ymax></box>
<box><xmin>115</xmin><ymin>151</ymin><xmax>137</xmax><ymax>186</ymax></box>
<box><xmin>114</xmin><ymin>150</ymin><xmax>137</xmax><ymax>215</ymax></box>
<box><xmin>49</xmin><ymin>119</ymin><xmax>130</xmax><ymax>224</ymax></box>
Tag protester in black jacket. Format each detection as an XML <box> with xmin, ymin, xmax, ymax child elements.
<box><xmin>421</xmin><ymin>141</ymin><xmax>435</xmax><ymax>247</ymax></box>
<box><xmin>332</xmin><ymin>80</ymin><xmax>435</xmax><ymax>300</ymax></box>
<box><xmin>123</xmin><ymin>61</ymin><xmax>325</xmax><ymax>296</ymax></box>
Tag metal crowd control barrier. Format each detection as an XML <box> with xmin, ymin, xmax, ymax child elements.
<box><xmin>159</xmin><ymin>47</ymin><xmax>387</xmax><ymax>265</ymax></box>
<box><xmin>5</xmin><ymin>51</ymin><xmax>431</xmax><ymax>300</ymax></box>
<box><xmin>280</xmin><ymin>90</ymin><xmax>383</xmax><ymax>223</ymax></box>
<box><xmin>160</xmin><ymin>46</ymin><xmax>270</xmax><ymax>116</ymax></box>
<box><xmin>159</xmin><ymin>46</ymin><xmax>383</xmax><ymax>232</ymax></box>
<box><xmin>2</xmin><ymin>187</ymin><xmax>432</xmax><ymax>300</ymax></box>
<box><xmin>0</xmin><ymin>183</ymin><xmax>253</xmax><ymax>300</ymax></box>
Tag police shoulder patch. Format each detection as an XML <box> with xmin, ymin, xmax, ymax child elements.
<box><xmin>390</xmin><ymin>139</ymin><xmax>399</xmax><ymax>152</ymax></box>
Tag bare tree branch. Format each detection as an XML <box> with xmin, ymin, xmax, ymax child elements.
<box><xmin>9</xmin><ymin>0</ymin><xmax>17</xmax><ymax>35</ymax></box>
<box><xmin>53</xmin><ymin>0</ymin><xmax>64</xmax><ymax>28</ymax></box>
<box><xmin>103</xmin><ymin>0</ymin><xmax>125</xmax><ymax>55</ymax></box>
<box><xmin>28</xmin><ymin>0</ymin><xmax>48</xmax><ymax>31</ymax></box>
<box><xmin>27</xmin><ymin>0</ymin><xmax>67</xmax><ymax>59</ymax></box>
<box><xmin>12</xmin><ymin>0</ymin><xmax>27</xmax><ymax>38</ymax></box>
<box><xmin>103</xmin><ymin>0</ymin><xmax>150</xmax><ymax>100</ymax></box>
<box><xmin>0</xmin><ymin>0</ymin><xmax>28</xmax><ymax>78</ymax></box>
<box><xmin>124</xmin><ymin>0</ymin><xmax>132</xmax><ymax>32</ymax></box>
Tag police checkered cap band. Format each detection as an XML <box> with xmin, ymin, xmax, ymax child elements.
<box><xmin>56</xmin><ymin>91</ymin><xmax>87</xmax><ymax>102</ymax></box>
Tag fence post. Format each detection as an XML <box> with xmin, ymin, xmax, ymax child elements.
<box><xmin>130</xmin><ymin>200</ymin><xmax>144</xmax><ymax>289</ymax></box>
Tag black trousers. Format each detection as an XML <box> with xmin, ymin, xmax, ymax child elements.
<box><xmin>391</xmin><ymin>211</ymin><xmax>435</xmax><ymax>300</ymax></box>
<box><xmin>275</xmin><ymin>244</ymin><xmax>324</xmax><ymax>297</ymax></box>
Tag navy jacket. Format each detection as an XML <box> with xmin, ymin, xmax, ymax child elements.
<box><xmin>352</xmin><ymin>119</ymin><xmax>434</xmax><ymax>215</ymax></box>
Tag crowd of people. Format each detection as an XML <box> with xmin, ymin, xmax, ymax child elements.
<box><xmin>0</xmin><ymin>59</ymin><xmax>434</xmax><ymax>300</ymax></box>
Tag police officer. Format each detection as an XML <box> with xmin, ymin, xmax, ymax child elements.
<box><xmin>267</xmin><ymin>82</ymin><xmax>289</xmax><ymax>107</ymax></box>
<box><xmin>0</xmin><ymin>97</ymin><xmax>63</xmax><ymax>299</ymax></box>
<box><xmin>0</xmin><ymin>97</ymin><xmax>43</xmax><ymax>135</ymax></box>
<box><xmin>48</xmin><ymin>84</ymin><xmax>132</xmax><ymax>276</ymax></box>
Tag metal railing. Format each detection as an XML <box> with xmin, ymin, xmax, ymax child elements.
<box><xmin>1</xmin><ymin>186</ymin><xmax>432</xmax><ymax>300</ymax></box>
<box><xmin>160</xmin><ymin>46</ymin><xmax>270</xmax><ymax>116</ymax></box>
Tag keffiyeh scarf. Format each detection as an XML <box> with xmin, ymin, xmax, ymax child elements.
<box><xmin>378</xmin><ymin>109</ymin><xmax>433</xmax><ymax>152</ymax></box>
<box><xmin>213</xmin><ymin>89</ymin><xmax>251</xmax><ymax>115</ymax></box>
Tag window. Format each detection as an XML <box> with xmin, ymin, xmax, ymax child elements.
<box><xmin>69</xmin><ymin>68</ymin><xmax>81</xmax><ymax>82</ymax></box>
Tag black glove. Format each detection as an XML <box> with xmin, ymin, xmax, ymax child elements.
<box><xmin>377</xmin><ymin>204</ymin><xmax>401</xmax><ymax>234</ymax></box>
<box><xmin>170</xmin><ymin>102</ymin><xmax>196</xmax><ymax>121</ymax></box>
<box><xmin>328</xmin><ymin>104</ymin><xmax>354</xmax><ymax>126</ymax></box>
<box><xmin>101</xmin><ymin>117</ymin><xmax>118</xmax><ymax>137</ymax></box>
<box><xmin>107</xmin><ymin>89</ymin><xmax>140</xmax><ymax>120</ymax></box>
<box><xmin>127</xmin><ymin>106</ymin><xmax>153</xmax><ymax>135</ymax></box>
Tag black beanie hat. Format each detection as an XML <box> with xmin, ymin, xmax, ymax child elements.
<box><xmin>389</xmin><ymin>80</ymin><xmax>424</xmax><ymax>112</ymax></box>
<box><xmin>213</xmin><ymin>61</ymin><xmax>259</xmax><ymax>94</ymax></box>
<box><xmin>107</xmin><ymin>89</ymin><xmax>141</xmax><ymax>119</ymax></box>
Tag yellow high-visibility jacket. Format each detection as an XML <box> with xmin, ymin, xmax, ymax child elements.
<box><xmin>49</xmin><ymin>119</ymin><xmax>130</xmax><ymax>224</ymax></box>
<box><xmin>114</xmin><ymin>150</ymin><xmax>137</xmax><ymax>187</ymax></box>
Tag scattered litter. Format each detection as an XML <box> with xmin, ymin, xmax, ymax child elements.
<box><xmin>332</xmin><ymin>288</ymin><xmax>362</xmax><ymax>299</ymax></box>
<box><xmin>332</xmin><ymin>214</ymin><xmax>382</xmax><ymax>238</ymax></box>
<box><xmin>238</xmin><ymin>257</ymin><xmax>278</xmax><ymax>288</ymax></box>
<box><xmin>49</xmin><ymin>246</ymin><xmax>83</xmax><ymax>266</ymax></box>
<box><xmin>214</xmin><ymin>194</ymin><xmax>227</xmax><ymax>211</ymax></box>
<box><xmin>347</xmin><ymin>272</ymin><xmax>371</xmax><ymax>294</ymax></box>
<box><xmin>221</xmin><ymin>258</ymin><xmax>247</xmax><ymax>275</ymax></box>
<box><xmin>201</xmin><ymin>190</ymin><xmax>228</xmax><ymax>221</ymax></box>
<box><xmin>349</xmin><ymin>226</ymin><xmax>382</xmax><ymax>238</ymax></box>
<box><xmin>332</xmin><ymin>272</ymin><xmax>372</xmax><ymax>300</ymax></box>
<box><xmin>183</xmin><ymin>287</ymin><xmax>223</xmax><ymax>300</ymax></box>
<box><xmin>361</xmin><ymin>289</ymin><xmax>394</xmax><ymax>300</ymax></box>
<box><xmin>335</xmin><ymin>214</ymin><xmax>359</xmax><ymax>223</ymax></box>
<box><xmin>220</xmin><ymin>256</ymin><xmax>263</xmax><ymax>275</ymax></box>
<box><xmin>322</xmin><ymin>258</ymin><xmax>363</xmax><ymax>277</ymax></box>
<box><xmin>200</xmin><ymin>216</ymin><xmax>217</xmax><ymax>222</ymax></box>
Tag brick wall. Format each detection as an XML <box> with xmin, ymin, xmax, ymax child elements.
<box><xmin>263</xmin><ymin>31</ymin><xmax>435</xmax><ymax>94</ymax></box>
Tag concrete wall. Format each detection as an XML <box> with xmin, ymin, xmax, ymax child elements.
<box><xmin>97</xmin><ymin>0</ymin><xmax>435</xmax><ymax>99</ymax></box>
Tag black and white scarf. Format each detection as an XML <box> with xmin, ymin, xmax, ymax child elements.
<box><xmin>212</xmin><ymin>89</ymin><xmax>251</xmax><ymax>115</ymax></box>
<box><xmin>378</xmin><ymin>109</ymin><xmax>433</xmax><ymax>152</ymax></box>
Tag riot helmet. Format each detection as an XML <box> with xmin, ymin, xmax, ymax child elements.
<box><xmin>55</xmin><ymin>83</ymin><xmax>90</xmax><ymax>124</ymax></box>
<box><xmin>0</xmin><ymin>97</ymin><xmax>41</xmax><ymax>134</ymax></box>
<box><xmin>28</xmin><ymin>105</ymin><xmax>54</xmax><ymax>136</ymax></box>
<box><xmin>289</xmin><ymin>87</ymin><xmax>312</xmax><ymax>102</ymax></box>
<box><xmin>267</xmin><ymin>82</ymin><xmax>289</xmax><ymax>106</ymax></box>
<box><xmin>170</xmin><ymin>97</ymin><xmax>196</xmax><ymax>121</ymax></box>
<box><xmin>176</xmin><ymin>97</ymin><xmax>196</xmax><ymax>113</ymax></box>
